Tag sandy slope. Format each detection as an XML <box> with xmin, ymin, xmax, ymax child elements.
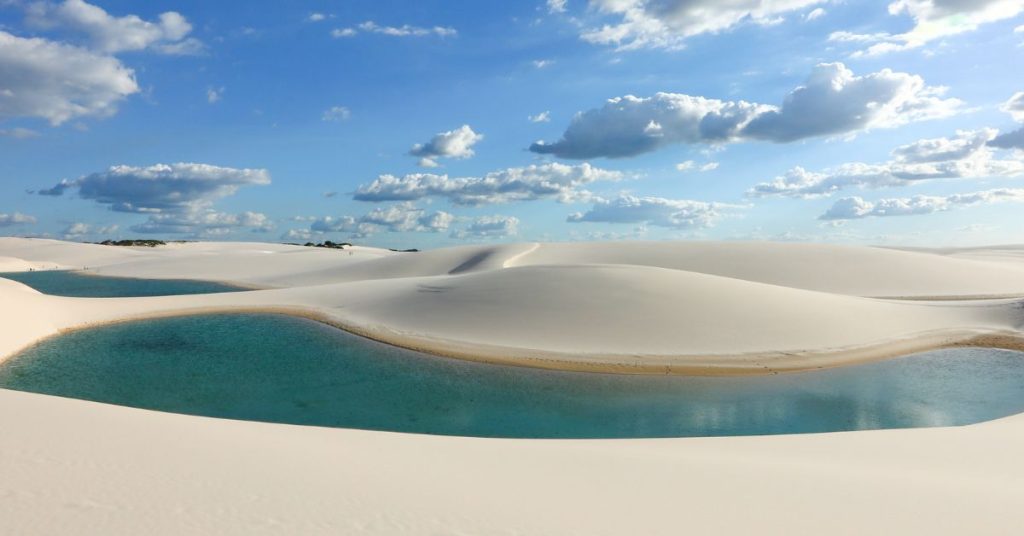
<box><xmin>3</xmin><ymin>237</ymin><xmax>1024</xmax><ymax>534</ymax></box>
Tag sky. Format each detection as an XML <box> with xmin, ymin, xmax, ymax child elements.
<box><xmin>1</xmin><ymin>0</ymin><xmax>1023</xmax><ymax>248</ymax></box>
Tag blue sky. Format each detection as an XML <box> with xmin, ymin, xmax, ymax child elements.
<box><xmin>1</xmin><ymin>0</ymin><xmax>1023</xmax><ymax>248</ymax></box>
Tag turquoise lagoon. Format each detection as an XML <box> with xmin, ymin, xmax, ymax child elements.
<box><xmin>0</xmin><ymin>270</ymin><xmax>244</xmax><ymax>297</ymax></box>
<box><xmin>1</xmin><ymin>313</ymin><xmax>1022</xmax><ymax>438</ymax></box>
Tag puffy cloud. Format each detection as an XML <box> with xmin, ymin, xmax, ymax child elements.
<box><xmin>750</xmin><ymin>129</ymin><xmax>1024</xmax><ymax>198</ymax></box>
<box><xmin>332</xmin><ymin>21</ymin><xmax>456</xmax><ymax>38</ymax></box>
<box><xmin>533</xmin><ymin>59</ymin><xmax>554</xmax><ymax>68</ymax></box>
<box><xmin>25</xmin><ymin>0</ymin><xmax>202</xmax><ymax>55</ymax></box>
<box><xmin>451</xmin><ymin>215</ymin><xmax>520</xmax><ymax>239</ymax></box>
<box><xmin>308</xmin><ymin>13</ymin><xmax>328</xmax><ymax>22</ymax></box>
<box><xmin>580</xmin><ymin>0</ymin><xmax>825</xmax><ymax>51</ymax></box>
<box><xmin>0</xmin><ymin>212</ymin><xmax>37</xmax><ymax>226</ymax></box>
<box><xmin>409</xmin><ymin>124</ymin><xmax>483</xmax><ymax>167</ymax></box>
<box><xmin>819</xmin><ymin>188</ymin><xmax>1024</xmax><ymax>220</ymax></box>
<box><xmin>834</xmin><ymin>0</ymin><xmax>1024</xmax><ymax>57</ymax></box>
<box><xmin>529</xmin><ymin>111</ymin><xmax>551</xmax><ymax>123</ymax></box>
<box><xmin>309</xmin><ymin>203</ymin><xmax>454</xmax><ymax>238</ymax></box>
<box><xmin>36</xmin><ymin>163</ymin><xmax>271</xmax><ymax>214</ymax></box>
<box><xmin>131</xmin><ymin>210</ymin><xmax>273</xmax><ymax>237</ymax></box>
<box><xmin>353</xmin><ymin>162</ymin><xmax>622</xmax><ymax>205</ymax></box>
<box><xmin>567</xmin><ymin>194</ymin><xmax>740</xmax><ymax>229</ymax></box>
<box><xmin>322</xmin><ymin>106</ymin><xmax>351</xmax><ymax>122</ymax></box>
<box><xmin>675</xmin><ymin>160</ymin><xmax>695</xmax><ymax>171</ymax></box>
<box><xmin>0</xmin><ymin>31</ymin><xmax>139</xmax><ymax>125</ymax></box>
<box><xmin>530</xmin><ymin>63</ymin><xmax>959</xmax><ymax>158</ymax></box>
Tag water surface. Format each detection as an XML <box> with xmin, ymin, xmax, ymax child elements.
<box><xmin>0</xmin><ymin>270</ymin><xmax>245</xmax><ymax>297</ymax></box>
<box><xmin>1</xmin><ymin>313</ymin><xmax>1022</xmax><ymax>438</ymax></box>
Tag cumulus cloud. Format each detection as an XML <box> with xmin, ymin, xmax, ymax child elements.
<box><xmin>750</xmin><ymin>129</ymin><xmax>1024</xmax><ymax>198</ymax></box>
<box><xmin>353</xmin><ymin>162</ymin><xmax>622</xmax><ymax>205</ymax></box>
<box><xmin>567</xmin><ymin>194</ymin><xmax>740</xmax><ymax>229</ymax></box>
<box><xmin>451</xmin><ymin>215</ymin><xmax>520</xmax><ymax>239</ymax></box>
<box><xmin>833</xmin><ymin>0</ymin><xmax>1024</xmax><ymax>57</ymax></box>
<box><xmin>530</xmin><ymin>63</ymin><xmax>959</xmax><ymax>158</ymax></box>
<box><xmin>989</xmin><ymin>127</ymin><xmax>1024</xmax><ymax>149</ymax></box>
<box><xmin>308</xmin><ymin>13</ymin><xmax>329</xmax><ymax>22</ymax></box>
<box><xmin>322</xmin><ymin>106</ymin><xmax>351</xmax><ymax>122</ymax></box>
<box><xmin>820</xmin><ymin>188</ymin><xmax>1024</xmax><ymax>220</ymax></box>
<box><xmin>580</xmin><ymin>0</ymin><xmax>825</xmax><ymax>51</ymax></box>
<box><xmin>25</xmin><ymin>0</ymin><xmax>203</xmax><ymax>55</ymax></box>
<box><xmin>408</xmin><ymin>125</ymin><xmax>484</xmax><ymax>167</ymax></box>
<box><xmin>0</xmin><ymin>31</ymin><xmax>139</xmax><ymax>125</ymax></box>
<box><xmin>309</xmin><ymin>203</ymin><xmax>454</xmax><ymax>238</ymax></box>
<box><xmin>332</xmin><ymin>21</ymin><xmax>456</xmax><ymax>38</ymax></box>
<box><xmin>0</xmin><ymin>212</ymin><xmax>37</xmax><ymax>226</ymax></box>
<box><xmin>37</xmin><ymin>163</ymin><xmax>270</xmax><ymax>214</ymax></box>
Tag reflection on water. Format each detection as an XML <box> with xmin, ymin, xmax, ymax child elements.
<box><xmin>0</xmin><ymin>313</ymin><xmax>1021</xmax><ymax>438</ymax></box>
<box><xmin>0</xmin><ymin>270</ymin><xmax>244</xmax><ymax>297</ymax></box>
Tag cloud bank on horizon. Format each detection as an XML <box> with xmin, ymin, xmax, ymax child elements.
<box><xmin>1</xmin><ymin>0</ymin><xmax>1022</xmax><ymax>246</ymax></box>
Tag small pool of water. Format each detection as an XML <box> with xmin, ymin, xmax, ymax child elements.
<box><xmin>1</xmin><ymin>313</ymin><xmax>1022</xmax><ymax>438</ymax></box>
<box><xmin>0</xmin><ymin>270</ymin><xmax>245</xmax><ymax>297</ymax></box>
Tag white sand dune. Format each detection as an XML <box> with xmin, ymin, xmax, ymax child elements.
<box><xmin>2</xmin><ymin>237</ymin><xmax>1024</xmax><ymax>534</ymax></box>
<box><xmin>1</xmin><ymin>237</ymin><xmax>1022</xmax><ymax>372</ymax></box>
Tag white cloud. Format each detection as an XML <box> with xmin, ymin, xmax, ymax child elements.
<box><xmin>804</xmin><ymin>7</ymin><xmax>826</xmax><ymax>20</ymax></box>
<box><xmin>132</xmin><ymin>210</ymin><xmax>273</xmax><ymax>237</ymax></box>
<box><xmin>0</xmin><ymin>212</ymin><xmax>36</xmax><ymax>226</ymax></box>
<box><xmin>409</xmin><ymin>124</ymin><xmax>484</xmax><ymax>167</ymax></box>
<box><xmin>700</xmin><ymin>162</ymin><xmax>719</xmax><ymax>171</ymax></box>
<box><xmin>310</xmin><ymin>203</ymin><xmax>454</xmax><ymax>238</ymax></box>
<box><xmin>580</xmin><ymin>0</ymin><xmax>825</xmax><ymax>51</ymax></box>
<box><xmin>281</xmin><ymin>228</ymin><xmax>313</xmax><ymax>241</ymax></box>
<box><xmin>989</xmin><ymin>127</ymin><xmax>1024</xmax><ymax>149</ymax></box>
<box><xmin>1000</xmin><ymin>91</ymin><xmax>1024</xmax><ymax>122</ymax></box>
<box><xmin>333</xmin><ymin>21</ymin><xmax>457</xmax><ymax>38</ymax></box>
<box><xmin>0</xmin><ymin>31</ymin><xmax>138</xmax><ymax>125</ymax></box>
<box><xmin>676</xmin><ymin>160</ymin><xmax>695</xmax><ymax>171</ymax></box>
<box><xmin>530</xmin><ymin>63</ymin><xmax>960</xmax><ymax>158</ymax></box>
<box><xmin>529</xmin><ymin>111</ymin><xmax>551</xmax><ymax>123</ymax></box>
<box><xmin>547</xmin><ymin>0</ymin><xmax>568</xmax><ymax>14</ymax></box>
<box><xmin>567</xmin><ymin>194</ymin><xmax>740</xmax><ymax>229</ymax></box>
<box><xmin>0</xmin><ymin>127</ymin><xmax>40</xmax><ymax>138</ymax></box>
<box><xmin>533</xmin><ymin>59</ymin><xmax>554</xmax><ymax>68</ymax></box>
<box><xmin>331</xmin><ymin>27</ymin><xmax>357</xmax><ymax>38</ymax></box>
<box><xmin>60</xmin><ymin>221</ymin><xmax>118</xmax><ymax>239</ymax></box>
<box><xmin>353</xmin><ymin>162</ymin><xmax>622</xmax><ymax>205</ymax></box>
<box><xmin>835</xmin><ymin>0</ymin><xmax>1024</xmax><ymax>57</ymax></box>
<box><xmin>820</xmin><ymin>188</ymin><xmax>1024</xmax><ymax>220</ymax></box>
<box><xmin>308</xmin><ymin>13</ymin><xmax>328</xmax><ymax>22</ymax></box>
<box><xmin>750</xmin><ymin>129</ymin><xmax>1024</xmax><ymax>198</ymax></box>
<box><xmin>206</xmin><ymin>86</ymin><xmax>224</xmax><ymax>104</ymax></box>
<box><xmin>451</xmin><ymin>215</ymin><xmax>520</xmax><ymax>239</ymax></box>
<box><xmin>322</xmin><ymin>106</ymin><xmax>351</xmax><ymax>122</ymax></box>
<box><xmin>26</xmin><ymin>0</ymin><xmax>202</xmax><ymax>55</ymax></box>
<box><xmin>37</xmin><ymin>163</ymin><xmax>271</xmax><ymax>215</ymax></box>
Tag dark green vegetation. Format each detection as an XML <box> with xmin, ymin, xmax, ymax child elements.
<box><xmin>97</xmin><ymin>239</ymin><xmax>167</xmax><ymax>247</ymax></box>
<box><xmin>2</xmin><ymin>313</ymin><xmax>1023</xmax><ymax>438</ymax></box>
<box><xmin>303</xmin><ymin>240</ymin><xmax>352</xmax><ymax>249</ymax></box>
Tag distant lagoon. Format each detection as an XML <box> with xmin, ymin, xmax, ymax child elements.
<box><xmin>2</xmin><ymin>312</ymin><xmax>1022</xmax><ymax>438</ymax></box>
<box><xmin>0</xmin><ymin>270</ymin><xmax>245</xmax><ymax>297</ymax></box>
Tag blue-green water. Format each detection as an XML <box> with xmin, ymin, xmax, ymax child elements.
<box><xmin>1</xmin><ymin>313</ymin><xmax>1022</xmax><ymax>438</ymax></box>
<box><xmin>0</xmin><ymin>270</ymin><xmax>245</xmax><ymax>297</ymax></box>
